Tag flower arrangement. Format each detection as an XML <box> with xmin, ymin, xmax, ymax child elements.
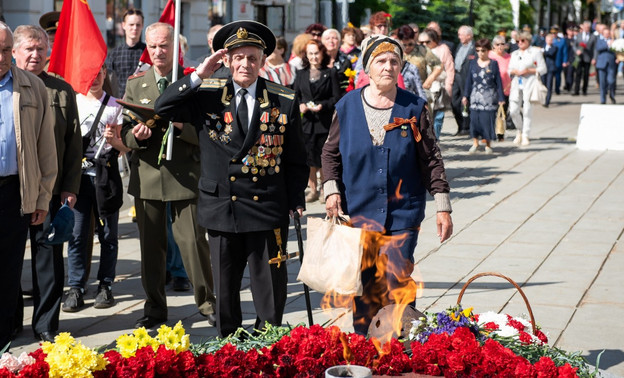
<box><xmin>0</xmin><ymin>306</ymin><xmax>598</xmax><ymax>377</ymax></box>
<box><xmin>610</xmin><ymin>38</ymin><xmax>624</xmax><ymax>54</ymax></box>
<box><xmin>41</xmin><ymin>333</ymin><xmax>107</xmax><ymax>377</ymax></box>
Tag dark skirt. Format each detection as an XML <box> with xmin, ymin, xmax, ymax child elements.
<box><xmin>304</xmin><ymin>132</ymin><xmax>328</xmax><ymax>168</ymax></box>
<box><xmin>469</xmin><ymin>109</ymin><xmax>496</xmax><ymax>141</ymax></box>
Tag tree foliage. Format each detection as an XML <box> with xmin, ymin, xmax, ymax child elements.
<box><xmin>472</xmin><ymin>0</ymin><xmax>515</xmax><ymax>40</ymax></box>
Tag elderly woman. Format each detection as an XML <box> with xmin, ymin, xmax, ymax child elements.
<box><xmin>340</xmin><ymin>26</ymin><xmax>362</xmax><ymax>67</ymax></box>
<box><xmin>322</xmin><ymin>28</ymin><xmax>351</xmax><ymax>93</ymax></box>
<box><xmin>322</xmin><ymin>36</ymin><xmax>453</xmax><ymax>335</ymax></box>
<box><xmin>508</xmin><ymin>31</ymin><xmax>547</xmax><ymax>146</ymax></box>
<box><xmin>489</xmin><ymin>35</ymin><xmax>512</xmax><ymax>141</ymax></box>
<box><xmin>462</xmin><ymin>39</ymin><xmax>505</xmax><ymax>154</ymax></box>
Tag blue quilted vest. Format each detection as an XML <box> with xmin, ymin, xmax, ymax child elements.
<box><xmin>336</xmin><ymin>87</ymin><xmax>427</xmax><ymax>232</ymax></box>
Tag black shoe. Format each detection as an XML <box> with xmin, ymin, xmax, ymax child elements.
<box><xmin>165</xmin><ymin>271</ymin><xmax>172</xmax><ymax>286</ymax></box>
<box><xmin>543</xmin><ymin>104</ymin><xmax>549</xmax><ymax>108</ymax></box>
<box><xmin>610</xmin><ymin>95</ymin><xmax>616</xmax><ymax>104</ymax></box>
<box><xmin>572</xmin><ymin>92</ymin><xmax>579</xmax><ymax>96</ymax></box>
<box><xmin>94</xmin><ymin>284</ymin><xmax>115</xmax><ymax>309</ymax></box>
<box><xmin>62</xmin><ymin>288</ymin><xmax>85</xmax><ymax>312</ymax></box>
<box><xmin>135</xmin><ymin>316</ymin><xmax>166</xmax><ymax>329</ymax></box>
<box><xmin>200</xmin><ymin>311</ymin><xmax>217</xmax><ymax>327</ymax></box>
<box><xmin>582</xmin><ymin>92</ymin><xmax>587</xmax><ymax>96</ymax></box>
<box><xmin>172</xmin><ymin>277</ymin><xmax>191</xmax><ymax>292</ymax></box>
<box><xmin>38</xmin><ymin>331</ymin><xmax>56</xmax><ymax>343</ymax></box>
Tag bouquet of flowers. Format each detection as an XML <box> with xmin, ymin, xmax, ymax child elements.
<box><xmin>610</xmin><ymin>39</ymin><xmax>624</xmax><ymax>54</ymax></box>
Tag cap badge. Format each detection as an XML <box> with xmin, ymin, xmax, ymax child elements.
<box><xmin>237</xmin><ymin>27</ymin><xmax>248</xmax><ymax>39</ymax></box>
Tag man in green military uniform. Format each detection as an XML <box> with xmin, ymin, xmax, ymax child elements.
<box><xmin>12</xmin><ymin>24</ymin><xmax>82</xmax><ymax>342</ymax></box>
<box><xmin>155</xmin><ymin>20</ymin><xmax>308</xmax><ymax>337</ymax></box>
<box><xmin>121</xmin><ymin>22</ymin><xmax>216</xmax><ymax>329</ymax></box>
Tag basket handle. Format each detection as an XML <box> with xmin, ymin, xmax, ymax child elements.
<box><xmin>456</xmin><ymin>272</ymin><xmax>537</xmax><ymax>335</ymax></box>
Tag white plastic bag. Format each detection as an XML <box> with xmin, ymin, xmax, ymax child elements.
<box><xmin>297</xmin><ymin>217</ymin><xmax>364</xmax><ymax>295</ymax></box>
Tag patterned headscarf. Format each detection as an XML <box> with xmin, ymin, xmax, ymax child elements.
<box><xmin>360</xmin><ymin>35</ymin><xmax>403</xmax><ymax>74</ymax></box>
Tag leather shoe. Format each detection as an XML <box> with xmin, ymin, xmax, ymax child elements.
<box><xmin>135</xmin><ymin>316</ymin><xmax>166</xmax><ymax>329</ymax></box>
<box><xmin>172</xmin><ymin>276</ymin><xmax>191</xmax><ymax>291</ymax></box>
<box><xmin>206</xmin><ymin>313</ymin><xmax>217</xmax><ymax>327</ymax></box>
<box><xmin>200</xmin><ymin>311</ymin><xmax>217</xmax><ymax>327</ymax></box>
<box><xmin>38</xmin><ymin>331</ymin><xmax>56</xmax><ymax>343</ymax></box>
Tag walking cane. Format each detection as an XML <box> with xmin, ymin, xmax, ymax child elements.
<box><xmin>294</xmin><ymin>212</ymin><xmax>314</xmax><ymax>326</ymax></box>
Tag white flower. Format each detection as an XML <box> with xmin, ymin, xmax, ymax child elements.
<box><xmin>611</xmin><ymin>39</ymin><xmax>624</xmax><ymax>53</ymax></box>
<box><xmin>0</xmin><ymin>352</ymin><xmax>21</xmax><ymax>373</ymax></box>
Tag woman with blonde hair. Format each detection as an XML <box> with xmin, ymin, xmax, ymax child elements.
<box><xmin>508</xmin><ymin>31</ymin><xmax>547</xmax><ymax>146</ymax></box>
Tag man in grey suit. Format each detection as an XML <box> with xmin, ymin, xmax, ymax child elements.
<box><xmin>121</xmin><ymin>22</ymin><xmax>216</xmax><ymax>329</ymax></box>
<box><xmin>573</xmin><ymin>21</ymin><xmax>596</xmax><ymax>96</ymax></box>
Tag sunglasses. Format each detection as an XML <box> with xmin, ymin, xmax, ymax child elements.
<box><xmin>311</xmin><ymin>32</ymin><xmax>322</xmax><ymax>37</ymax></box>
<box><xmin>494</xmin><ymin>43</ymin><xmax>504</xmax><ymax>46</ymax></box>
<box><xmin>404</xmin><ymin>42</ymin><xmax>415</xmax><ymax>47</ymax></box>
<box><xmin>418</xmin><ymin>40</ymin><xmax>430</xmax><ymax>45</ymax></box>
<box><xmin>519</xmin><ymin>39</ymin><xmax>528</xmax><ymax>42</ymax></box>
<box><xmin>475</xmin><ymin>48</ymin><xmax>487</xmax><ymax>52</ymax></box>
<box><xmin>375</xmin><ymin>24</ymin><xmax>388</xmax><ymax>29</ymax></box>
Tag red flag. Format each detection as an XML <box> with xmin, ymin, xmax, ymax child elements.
<box><xmin>48</xmin><ymin>0</ymin><xmax>106</xmax><ymax>95</ymax></box>
<box><xmin>139</xmin><ymin>0</ymin><xmax>184</xmax><ymax>66</ymax></box>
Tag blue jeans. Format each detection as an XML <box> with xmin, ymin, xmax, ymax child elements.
<box><xmin>353</xmin><ymin>228</ymin><xmax>420</xmax><ymax>335</ymax></box>
<box><xmin>433</xmin><ymin>110</ymin><xmax>445</xmax><ymax>139</ymax></box>
<box><xmin>67</xmin><ymin>175</ymin><xmax>119</xmax><ymax>289</ymax></box>
<box><xmin>166</xmin><ymin>202</ymin><xmax>188</xmax><ymax>278</ymax></box>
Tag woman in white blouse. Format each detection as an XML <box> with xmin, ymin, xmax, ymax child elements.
<box><xmin>508</xmin><ymin>31</ymin><xmax>547</xmax><ymax>146</ymax></box>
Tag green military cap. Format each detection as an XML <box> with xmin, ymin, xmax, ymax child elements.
<box><xmin>39</xmin><ymin>11</ymin><xmax>61</xmax><ymax>33</ymax></box>
<box><xmin>212</xmin><ymin>20</ymin><xmax>276</xmax><ymax>55</ymax></box>
<box><xmin>116</xmin><ymin>99</ymin><xmax>161</xmax><ymax>128</ymax></box>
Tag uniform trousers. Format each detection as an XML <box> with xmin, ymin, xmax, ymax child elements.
<box><xmin>135</xmin><ymin>198</ymin><xmax>215</xmax><ymax>320</ymax></box>
<box><xmin>353</xmin><ymin>228</ymin><xmax>419</xmax><ymax>336</ymax></box>
<box><xmin>207</xmin><ymin>226</ymin><xmax>288</xmax><ymax>337</ymax></box>
<box><xmin>598</xmin><ymin>66</ymin><xmax>616</xmax><ymax>104</ymax></box>
<box><xmin>0</xmin><ymin>176</ymin><xmax>31</xmax><ymax>349</ymax></box>
<box><xmin>27</xmin><ymin>196</ymin><xmax>65</xmax><ymax>335</ymax></box>
<box><xmin>509</xmin><ymin>85</ymin><xmax>535</xmax><ymax>138</ymax></box>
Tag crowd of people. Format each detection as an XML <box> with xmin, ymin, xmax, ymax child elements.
<box><xmin>0</xmin><ymin>7</ymin><xmax>620</xmax><ymax>349</ymax></box>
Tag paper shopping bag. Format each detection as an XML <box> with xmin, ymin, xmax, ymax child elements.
<box><xmin>297</xmin><ymin>217</ymin><xmax>364</xmax><ymax>295</ymax></box>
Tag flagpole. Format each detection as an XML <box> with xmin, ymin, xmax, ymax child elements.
<box><xmin>166</xmin><ymin>0</ymin><xmax>181</xmax><ymax>161</ymax></box>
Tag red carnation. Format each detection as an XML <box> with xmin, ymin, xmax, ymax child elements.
<box><xmin>534</xmin><ymin>356</ymin><xmax>558</xmax><ymax>377</ymax></box>
<box><xmin>183</xmin><ymin>67</ymin><xmax>196</xmax><ymax>76</ymax></box>
<box><xmin>557</xmin><ymin>363</ymin><xmax>579</xmax><ymax>378</ymax></box>
<box><xmin>483</xmin><ymin>321</ymin><xmax>499</xmax><ymax>330</ymax></box>
<box><xmin>535</xmin><ymin>329</ymin><xmax>549</xmax><ymax>344</ymax></box>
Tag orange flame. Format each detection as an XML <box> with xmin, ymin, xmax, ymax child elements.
<box><xmin>339</xmin><ymin>333</ymin><xmax>353</xmax><ymax>363</ymax></box>
<box><xmin>392</xmin><ymin>179</ymin><xmax>404</xmax><ymax>201</ymax></box>
<box><xmin>319</xmin><ymin>215</ymin><xmax>424</xmax><ymax>341</ymax></box>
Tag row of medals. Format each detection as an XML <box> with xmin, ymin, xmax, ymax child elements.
<box><xmin>207</xmin><ymin>108</ymin><xmax>287</xmax><ymax>176</ymax></box>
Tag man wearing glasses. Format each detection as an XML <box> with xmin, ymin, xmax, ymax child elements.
<box><xmin>106</xmin><ymin>8</ymin><xmax>146</xmax><ymax>97</ymax></box>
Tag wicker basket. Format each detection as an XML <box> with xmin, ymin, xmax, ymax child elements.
<box><xmin>456</xmin><ymin>272</ymin><xmax>537</xmax><ymax>335</ymax></box>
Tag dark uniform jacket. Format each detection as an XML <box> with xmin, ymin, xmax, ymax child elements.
<box><xmin>40</xmin><ymin>72</ymin><xmax>82</xmax><ymax>196</ymax></box>
<box><xmin>155</xmin><ymin>75</ymin><xmax>309</xmax><ymax>233</ymax></box>
<box><xmin>294</xmin><ymin>67</ymin><xmax>340</xmax><ymax>135</ymax></box>
<box><xmin>121</xmin><ymin>66</ymin><xmax>201</xmax><ymax>201</ymax></box>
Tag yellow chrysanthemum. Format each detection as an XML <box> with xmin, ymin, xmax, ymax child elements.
<box><xmin>462</xmin><ymin>307</ymin><xmax>474</xmax><ymax>318</ymax></box>
<box><xmin>54</xmin><ymin>332</ymin><xmax>75</xmax><ymax>346</ymax></box>
<box><xmin>116</xmin><ymin>334</ymin><xmax>139</xmax><ymax>358</ymax></box>
<box><xmin>172</xmin><ymin>321</ymin><xmax>186</xmax><ymax>340</ymax></box>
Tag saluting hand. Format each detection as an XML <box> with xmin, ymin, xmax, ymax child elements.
<box><xmin>196</xmin><ymin>49</ymin><xmax>228</xmax><ymax>79</ymax></box>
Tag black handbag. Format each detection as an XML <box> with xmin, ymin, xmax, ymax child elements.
<box><xmin>93</xmin><ymin>150</ymin><xmax>123</xmax><ymax>219</ymax></box>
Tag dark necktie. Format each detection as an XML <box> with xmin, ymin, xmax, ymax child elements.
<box><xmin>237</xmin><ymin>88</ymin><xmax>249</xmax><ymax>134</ymax></box>
<box><xmin>158</xmin><ymin>78</ymin><xmax>168</xmax><ymax>94</ymax></box>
